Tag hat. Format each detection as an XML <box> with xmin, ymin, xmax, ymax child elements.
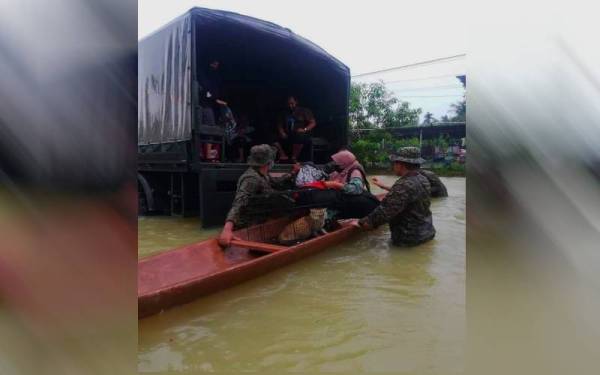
<box><xmin>247</xmin><ymin>144</ymin><xmax>275</xmax><ymax>166</ymax></box>
<box><xmin>389</xmin><ymin>147</ymin><xmax>425</xmax><ymax>165</ymax></box>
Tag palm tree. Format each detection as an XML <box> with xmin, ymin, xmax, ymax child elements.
<box><xmin>422</xmin><ymin>112</ymin><xmax>437</xmax><ymax>126</ymax></box>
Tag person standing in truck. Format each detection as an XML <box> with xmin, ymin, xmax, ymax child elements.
<box><xmin>199</xmin><ymin>59</ymin><xmax>231</xmax><ymax>161</ymax></box>
<box><xmin>273</xmin><ymin>96</ymin><xmax>316</xmax><ymax>163</ymax></box>
<box><xmin>199</xmin><ymin>59</ymin><xmax>228</xmax><ymax>123</ymax></box>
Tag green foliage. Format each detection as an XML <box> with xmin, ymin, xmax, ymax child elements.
<box><xmin>449</xmin><ymin>99</ymin><xmax>466</xmax><ymax>122</ymax></box>
<box><xmin>422</xmin><ymin>134</ymin><xmax>450</xmax><ymax>151</ymax></box>
<box><xmin>422</xmin><ymin>112</ymin><xmax>438</xmax><ymax>126</ymax></box>
<box><xmin>352</xmin><ymin>139</ymin><xmax>384</xmax><ymax>165</ymax></box>
<box><xmin>348</xmin><ymin>80</ymin><xmax>464</xmax><ymax>168</ymax></box>
<box><xmin>351</xmin><ymin>131</ymin><xmax>422</xmax><ymax>168</ymax></box>
<box><xmin>349</xmin><ymin>81</ymin><xmax>421</xmax><ymax>131</ymax></box>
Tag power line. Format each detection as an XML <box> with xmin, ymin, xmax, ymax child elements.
<box><xmin>382</xmin><ymin>74</ymin><xmax>465</xmax><ymax>84</ymax></box>
<box><xmin>352</xmin><ymin>54</ymin><xmax>466</xmax><ymax>78</ymax></box>
<box><xmin>388</xmin><ymin>84</ymin><xmax>464</xmax><ymax>91</ymax></box>
<box><xmin>396</xmin><ymin>95</ymin><xmax>464</xmax><ymax>98</ymax></box>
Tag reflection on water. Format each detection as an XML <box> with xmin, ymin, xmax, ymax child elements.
<box><xmin>138</xmin><ymin>177</ymin><xmax>465</xmax><ymax>373</ymax></box>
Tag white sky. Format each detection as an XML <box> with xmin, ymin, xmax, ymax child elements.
<box><xmin>139</xmin><ymin>0</ymin><xmax>466</xmax><ymax>120</ymax></box>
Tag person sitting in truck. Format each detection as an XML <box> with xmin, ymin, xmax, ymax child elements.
<box><xmin>218</xmin><ymin>144</ymin><xmax>299</xmax><ymax>246</ymax></box>
<box><xmin>273</xmin><ymin>96</ymin><xmax>316</xmax><ymax>163</ymax></box>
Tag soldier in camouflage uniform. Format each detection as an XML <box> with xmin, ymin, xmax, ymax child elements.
<box><xmin>352</xmin><ymin>147</ymin><xmax>436</xmax><ymax>247</ymax></box>
<box><xmin>417</xmin><ymin>169</ymin><xmax>448</xmax><ymax>197</ymax></box>
<box><xmin>373</xmin><ymin>166</ymin><xmax>447</xmax><ymax>198</ymax></box>
<box><xmin>219</xmin><ymin>144</ymin><xmax>297</xmax><ymax>246</ymax></box>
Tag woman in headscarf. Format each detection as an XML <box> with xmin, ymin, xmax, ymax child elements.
<box><xmin>322</xmin><ymin>150</ymin><xmax>379</xmax><ymax>220</ymax></box>
<box><xmin>324</xmin><ymin>150</ymin><xmax>369</xmax><ymax>193</ymax></box>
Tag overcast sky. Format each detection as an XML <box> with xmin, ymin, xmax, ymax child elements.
<box><xmin>139</xmin><ymin>0</ymin><xmax>466</xmax><ymax>119</ymax></box>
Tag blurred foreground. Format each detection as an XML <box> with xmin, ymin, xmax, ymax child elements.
<box><xmin>0</xmin><ymin>0</ymin><xmax>137</xmax><ymax>374</ymax></box>
<box><xmin>467</xmin><ymin>1</ymin><xmax>600</xmax><ymax>373</ymax></box>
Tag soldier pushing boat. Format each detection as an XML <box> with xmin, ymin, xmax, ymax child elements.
<box><xmin>351</xmin><ymin>147</ymin><xmax>436</xmax><ymax>247</ymax></box>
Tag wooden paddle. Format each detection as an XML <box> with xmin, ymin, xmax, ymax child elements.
<box><xmin>229</xmin><ymin>239</ymin><xmax>287</xmax><ymax>253</ymax></box>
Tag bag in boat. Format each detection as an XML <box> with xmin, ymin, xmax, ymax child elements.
<box><xmin>295</xmin><ymin>163</ymin><xmax>328</xmax><ymax>187</ymax></box>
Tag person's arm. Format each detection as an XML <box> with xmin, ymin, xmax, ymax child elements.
<box><xmin>299</xmin><ymin>109</ymin><xmax>316</xmax><ymax>133</ymax></box>
<box><xmin>304</xmin><ymin>118</ymin><xmax>316</xmax><ymax>132</ymax></box>
<box><xmin>343</xmin><ymin>177</ymin><xmax>365</xmax><ymax>195</ymax></box>
<box><xmin>218</xmin><ymin>221</ymin><xmax>236</xmax><ymax>247</ymax></box>
<box><xmin>277</xmin><ymin>117</ymin><xmax>287</xmax><ymax>138</ymax></box>
<box><xmin>358</xmin><ymin>181</ymin><xmax>411</xmax><ymax>229</ymax></box>
<box><xmin>270</xmin><ymin>164</ymin><xmax>300</xmax><ymax>189</ymax></box>
<box><xmin>371</xmin><ymin>177</ymin><xmax>392</xmax><ymax>191</ymax></box>
<box><xmin>343</xmin><ymin>170</ymin><xmax>366</xmax><ymax>195</ymax></box>
<box><xmin>219</xmin><ymin>178</ymin><xmax>253</xmax><ymax>246</ymax></box>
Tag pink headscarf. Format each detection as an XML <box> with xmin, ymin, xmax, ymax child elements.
<box><xmin>328</xmin><ymin>150</ymin><xmax>365</xmax><ymax>184</ymax></box>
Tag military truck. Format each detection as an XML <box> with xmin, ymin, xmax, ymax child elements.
<box><xmin>138</xmin><ymin>7</ymin><xmax>350</xmax><ymax>226</ymax></box>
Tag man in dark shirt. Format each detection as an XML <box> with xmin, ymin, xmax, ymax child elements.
<box><xmin>351</xmin><ymin>147</ymin><xmax>436</xmax><ymax>247</ymax></box>
<box><xmin>273</xmin><ymin>96</ymin><xmax>316</xmax><ymax>162</ymax></box>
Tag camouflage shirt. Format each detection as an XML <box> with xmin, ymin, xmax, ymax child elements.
<box><xmin>225</xmin><ymin>167</ymin><xmax>294</xmax><ymax>228</ymax></box>
<box><xmin>418</xmin><ymin>169</ymin><xmax>448</xmax><ymax>197</ymax></box>
<box><xmin>359</xmin><ymin>171</ymin><xmax>435</xmax><ymax>246</ymax></box>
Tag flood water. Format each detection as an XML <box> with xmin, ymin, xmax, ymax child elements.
<box><xmin>138</xmin><ymin>176</ymin><xmax>465</xmax><ymax>373</ymax></box>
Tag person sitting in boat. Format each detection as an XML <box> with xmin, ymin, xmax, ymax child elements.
<box><xmin>218</xmin><ymin>144</ymin><xmax>299</xmax><ymax>246</ymax></box>
<box><xmin>372</xmin><ymin>168</ymin><xmax>448</xmax><ymax>198</ymax></box>
<box><xmin>350</xmin><ymin>147</ymin><xmax>436</xmax><ymax>247</ymax></box>
<box><xmin>320</xmin><ymin>150</ymin><xmax>380</xmax><ymax>220</ymax></box>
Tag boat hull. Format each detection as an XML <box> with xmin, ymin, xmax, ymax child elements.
<box><xmin>138</xmin><ymin>218</ymin><xmax>359</xmax><ymax>319</ymax></box>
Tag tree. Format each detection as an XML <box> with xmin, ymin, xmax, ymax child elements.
<box><xmin>422</xmin><ymin>112</ymin><xmax>438</xmax><ymax>126</ymax></box>
<box><xmin>349</xmin><ymin>81</ymin><xmax>422</xmax><ymax>131</ymax></box>
<box><xmin>449</xmin><ymin>99</ymin><xmax>466</xmax><ymax>122</ymax></box>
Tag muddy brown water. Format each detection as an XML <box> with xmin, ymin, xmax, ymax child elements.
<box><xmin>138</xmin><ymin>176</ymin><xmax>465</xmax><ymax>373</ymax></box>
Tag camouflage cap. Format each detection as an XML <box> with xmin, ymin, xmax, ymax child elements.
<box><xmin>390</xmin><ymin>146</ymin><xmax>425</xmax><ymax>165</ymax></box>
<box><xmin>247</xmin><ymin>144</ymin><xmax>276</xmax><ymax>166</ymax></box>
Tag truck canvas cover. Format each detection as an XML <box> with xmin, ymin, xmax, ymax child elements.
<box><xmin>138</xmin><ymin>13</ymin><xmax>192</xmax><ymax>144</ymax></box>
<box><xmin>138</xmin><ymin>7</ymin><xmax>350</xmax><ymax>146</ymax></box>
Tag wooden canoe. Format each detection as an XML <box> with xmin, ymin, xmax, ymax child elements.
<box><xmin>138</xmin><ymin>216</ymin><xmax>361</xmax><ymax>319</ymax></box>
